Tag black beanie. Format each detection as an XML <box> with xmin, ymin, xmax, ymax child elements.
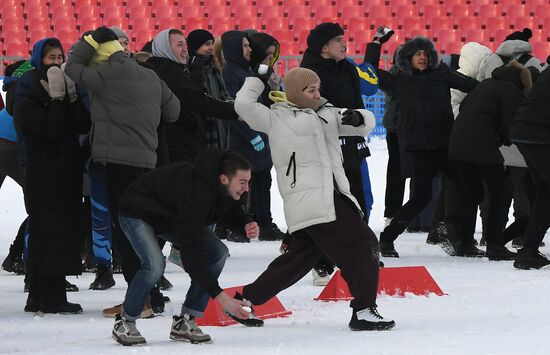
<box><xmin>505</xmin><ymin>28</ymin><xmax>532</xmax><ymax>42</ymax></box>
<box><xmin>187</xmin><ymin>29</ymin><xmax>215</xmax><ymax>55</ymax></box>
<box><xmin>306</xmin><ymin>22</ymin><xmax>344</xmax><ymax>54</ymax></box>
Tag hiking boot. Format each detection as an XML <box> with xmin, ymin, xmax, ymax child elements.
<box><xmin>425</xmin><ymin>228</ymin><xmax>440</xmax><ymax>245</ymax></box>
<box><xmin>65</xmin><ymin>280</ymin><xmax>79</xmax><ymax>292</ymax></box>
<box><xmin>2</xmin><ymin>252</ymin><xmax>25</xmax><ymax>275</ymax></box>
<box><xmin>259</xmin><ymin>223</ymin><xmax>285</xmax><ymax>241</ymax></box>
<box><xmin>170</xmin><ymin>315</ymin><xmax>212</xmax><ymax>344</ymax></box>
<box><xmin>226</xmin><ymin>230</ymin><xmax>250</xmax><ymax>243</ymax></box>
<box><xmin>159</xmin><ymin>275</ymin><xmax>173</xmax><ymax>291</ymax></box>
<box><xmin>436</xmin><ymin>221</ymin><xmax>460</xmax><ymax>256</ymax></box>
<box><xmin>312</xmin><ymin>268</ymin><xmax>331</xmax><ymax>286</ymax></box>
<box><xmin>103</xmin><ymin>301</ymin><xmax>153</xmax><ymax>319</ymax></box>
<box><xmin>168</xmin><ymin>247</ymin><xmax>183</xmax><ymax>269</ymax></box>
<box><xmin>486</xmin><ymin>244</ymin><xmax>517</xmax><ymax>261</ymax></box>
<box><xmin>112</xmin><ymin>315</ymin><xmax>146</xmax><ymax>346</ymax></box>
<box><xmin>349</xmin><ymin>307</ymin><xmax>395</xmax><ymax>331</ymax></box>
<box><xmin>224</xmin><ymin>292</ymin><xmax>264</xmax><ymax>327</ymax></box>
<box><xmin>41</xmin><ymin>302</ymin><xmax>83</xmax><ymax>314</ymax></box>
<box><xmin>89</xmin><ymin>265</ymin><xmax>115</xmax><ymax>290</ymax></box>
<box><xmin>513</xmin><ymin>248</ymin><xmax>550</xmax><ymax>270</ymax></box>
<box><xmin>379</xmin><ymin>238</ymin><xmax>399</xmax><ymax>258</ymax></box>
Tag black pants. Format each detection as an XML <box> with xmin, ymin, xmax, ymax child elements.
<box><xmin>105</xmin><ymin>163</ymin><xmax>151</xmax><ymax>284</ymax></box>
<box><xmin>243</xmin><ymin>193</ymin><xmax>380</xmax><ymax>310</ymax></box>
<box><xmin>382</xmin><ymin>149</ymin><xmax>465</xmax><ymax>242</ymax></box>
<box><xmin>454</xmin><ymin>162</ymin><xmax>508</xmax><ymax>246</ymax></box>
<box><xmin>516</xmin><ymin>144</ymin><xmax>550</xmax><ymax>250</ymax></box>
<box><xmin>249</xmin><ymin>169</ymin><xmax>273</xmax><ymax>227</ymax></box>
<box><xmin>384</xmin><ymin>131</ymin><xmax>405</xmax><ymax>218</ymax></box>
<box><xmin>28</xmin><ymin>272</ymin><xmax>66</xmax><ymax>306</ymax></box>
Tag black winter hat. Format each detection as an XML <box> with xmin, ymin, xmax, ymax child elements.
<box><xmin>306</xmin><ymin>22</ymin><xmax>344</xmax><ymax>54</ymax></box>
<box><xmin>187</xmin><ymin>29</ymin><xmax>215</xmax><ymax>55</ymax></box>
<box><xmin>505</xmin><ymin>28</ymin><xmax>532</xmax><ymax>42</ymax></box>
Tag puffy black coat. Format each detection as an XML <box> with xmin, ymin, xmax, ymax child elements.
<box><xmin>119</xmin><ymin>149</ymin><xmax>250</xmax><ymax>298</ymax></box>
<box><xmin>147</xmin><ymin>56</ymin><xmax>238</xmax><ymax>163</ymax></box>
<box><xmin>449</xmin><ymin>64</ymin><xmax>529</xmax><ymax>164</ymax></box>
<box><xmin>301</xmin><ymin>49</ymin><xmax>369</xmax><ymax>169</ymax></box>
<box><xmin>367</xmin><ymin>38</ymin><xmax>478</xmax><ymax>151</ymax></box>
<box><xmin>15</xmin><ymin>67</ymin><xmax>90</xmax><ymax>276</ymax></box>
<box><xmin>510</xmin><ymin>67</ymin><xmax>550</xmax><ymax>144</ymax></box>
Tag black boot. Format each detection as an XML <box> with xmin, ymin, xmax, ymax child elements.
<box><xmin>259</xmin><ymin>223</ymin><xmax>285</xmax><ymax>241</ymax></box>
<box><xmin>486</xmin><ymin>244</ymin><xmax>517</xmax><ymax>261</ymax></box>
<box><xmin>150</xmin><ymin>286</ymin><xmax>165</xmax><ymax>314</ymax></box>
<box><xmin>89</xmin><ymin>265</ymin><xmax>116</xmax><ymax>290</ymax></box>
<box><xmin>379</xmin><ymin>239</ymin><xmax>399</xmax><ymax>258</ymax></box>
<box><xmin>225</xmin><ymin>292</ymin><xmax>264</xmax><ymax>327</ymax></box>
<box><xmin>513</xmin><ymin>248</ymin><xmax>550</xmax><ymax>270</ymax></box>
<box><xmin>41</xmin><ymin>302</ymin><xmax>83</xmax><ymax>314</ymax></box>
<box><xmin>425</xmin><ymin>227</ymin><xmax>440</xmax><ymax>245</ymax></box>
<box><xmin>436</xmin><ymin>221</ymin><xmax>460</xmax><ymax>256</ymax></box>
<box><xmin>348</xmin><ymin>307</ymin><xmax>395</xmax><ymax>331</ymax></box>
<box><xmin>2</xmin><ymin>251</ymin><xmax>25</xmax><ymax>275</ymax></box>
<box><xmin>65</xmin><ymin>280</ymin><xmax>79</xmax><ymax>292</ymax></box>
<box><xmin>159</xmin><ymin>275</ymin><xmax>173</xmax><ymax>291</ymax></box>
<box><xmin>456</xmin><ymin>241</ymin><xmax>485</xmax><ymax>258</ymax></box>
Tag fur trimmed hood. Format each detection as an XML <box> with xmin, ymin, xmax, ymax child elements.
<box><xmin>396</xmin><ymin>36</ymin><xmax>439</xmax><ymax>75</ymax></box>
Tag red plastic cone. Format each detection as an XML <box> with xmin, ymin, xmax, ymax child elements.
<box><xmin>315</xmin><ymin>266</ymin><xmax>445</xmax><ymax>301</ymax></box>
<box><xmin>195</xmin><ymin>286</ymin><xmax>292</xmax><ymax>326</ymax></box>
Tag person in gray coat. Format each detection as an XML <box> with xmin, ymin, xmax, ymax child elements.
<box><xmin>65</xmin><ymin>27</ymin><xmax>180</xmax><ymax>316</ymax></box>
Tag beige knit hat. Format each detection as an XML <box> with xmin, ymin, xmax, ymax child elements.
<box><xmin>283</xmin><ymin>67</ymin><xmax>321</xmax><ymax>110</ymax></box>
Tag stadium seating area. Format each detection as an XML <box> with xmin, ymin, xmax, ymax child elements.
<box><xmin>1</xmin><ymin>0</ymin><xmax>550</xmax><ymax>61</ymax></box>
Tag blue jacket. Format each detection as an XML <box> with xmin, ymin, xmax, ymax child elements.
<box><xmin>0</xmin><ymin>109</ymin><xmax>17</xmax><ymax>143</ymax></box>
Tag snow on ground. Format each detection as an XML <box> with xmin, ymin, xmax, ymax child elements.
<box><xmin>1</xmin><ymin>139</ymin><xmax>550</xmax><ymax>355</ymax></box>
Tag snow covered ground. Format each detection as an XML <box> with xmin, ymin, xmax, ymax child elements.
<box><xmin>1</xmin><ymin>139</ymin><xmax>549</xmax><ymax>355</ymax></box>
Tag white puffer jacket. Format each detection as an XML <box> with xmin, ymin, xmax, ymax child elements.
<box><xmin>235</xmin><ymin>77</ymin><xmax>375</xmax><ymax>233</ymax></box>
<box><xmin>451</xmin><ymin>42</ymin><xmax>492</xmax><ymax>118</ymax></box>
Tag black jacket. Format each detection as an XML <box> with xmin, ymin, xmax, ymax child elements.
<box><xmin>301</xmin><ymin>49</ymin><xmax>369</xmax><ymax>169</ymax></box>
<box><xmin>119</xmin><ymin>150</ymin><xmax>250</xmax><ymax>298</ymax></box>
<box><xmin>510</xmin><ymin>67</ymin><xmax>550</xmax><ymax>144</ymax></box>
<box><xmin>366</xmin><ymin>39</ymin><xmax>478</xmax><ymax>151</ymax></box>
<box><xmin>147</xmin><ymin>56</ymin><xmax>238</xmax><ymax>163</ymax></box>
<box><xmin>449</xmin><ymin>65</ymin><xmax>528</xmax><ymax>164</ymax></box>
<box><xmin>15</xmin><ymin>66</ymin><xmax>90</xmax><ymax>276</ymax></box>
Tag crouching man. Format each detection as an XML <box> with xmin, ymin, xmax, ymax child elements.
<box><xmin>112</xmin><ymin>150</ymin><xmax>259</xmax><ymax>346</ymax></box>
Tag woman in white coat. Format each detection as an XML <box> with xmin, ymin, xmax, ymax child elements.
<box><xmin>232</xmin><ymin>67</ymin><xmax>395</xmax><ymax>331</ymax></box>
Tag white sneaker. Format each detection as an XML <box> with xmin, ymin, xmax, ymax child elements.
<box><xmin>312</xmin><ymin>269</ymin><xmax>331</xmax><ymax>286</ymax></box>
<box><xmin>168</xmin><ymin>247</ymin><xmax>183</xmax><ymax>269</ymax></box>
<box><xmin>112</xmin><ymin>315</ymin><xmax>146</xmax><ymax>346</ymax></box>
<box><xmin>384</xmin><ymin>217</ymin><xmax>393</xmax><ymax>229</ymax></box>
<box><xmin>170</xmin><ymin>315</ymin><xmax>212</xmax><ymax>344</ymax></box>
<box><xmin>349</xmin><ymin>307</ymin><xmax>396</xmax><ymax>331</ymax></box>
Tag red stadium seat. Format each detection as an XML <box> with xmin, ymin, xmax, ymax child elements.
<box><xmin>455</xmin><ymin>16</ymin><xmax>482</xmax><ymax>32</ymax></box>
<box><xmin>477</xmin><ymin>4</ymin><xmax>503</xmax><ymax>18</ymax></box>
<box><xmin>491</xmin><ymin>29</ymin><xmax>510</xmax><ymax>43</ymax></box>
<box><xmin>257</xmin><ymin>4</ymin><xmax>285</xmax><ymax>18</ymax></box>
<box><xmin>262</xmin><ymin>0</ymin><xmax>282</xmax><ymax>7</ymax></box>
<box><xmin>179</xmin><ymin>5</ymin><xmax>205</xmax><ymax>19</ymax></box>
<box><xmin>209</xmin><ymin>17</ymin><xmax>235</xmax><ymax>32</ymax></box>
<box><xmin>53</xmin><ymin>29</ymin><xmax>78</xmax><ymax>45</ymax></box>
<box><xmin>4</xmin><ymin>42</ymin><xmax>30</xmax><ymax>57</ymax></box>
<box><xmin>416</xmin><ymin>0</ymin><xmax>439</xmax><ymax>10</ymax></box>
<box><xmin>421</xmin><ymin>4</ymin><xmax>445</xmax><ymax>18</ymax></box>
<box><xmin>127</xmin><ymin>6</ymin><xmax>152</xmax><ymax>19</ymax></box>
<box><xmin>230</xmin><ymin>0</ymin><xmax>254</xmax><ymax>7</ymax></box>
<box><xmin>101</xmin><ymin>5</ymin><xmax>125</xmax><ymax>18</ymax></box>
<box><xmin>1</xmin><ymin>5</ymin><xmax>24</xmax><ymax>18</ymax></box>
<box><xmin>463</xmin><ymin>29</ymin><xmax>490</xmax><ymax>46</ymax></box>
<box><xmin>437</xmin><ymin>29</ymin><xmax>461</xmax><ymax>51</ymax></box>
<box><xmin>369</xmin><ymin>15</ymin><xmax>397</xmax><ymax>31</ymax></box>
<box><xmin>394</xmin><ymin>4</ymin><xmax>417</xmax><ymax>18</ymax></box>
<box><xmin>134</xmin><ymin>29</ymin><xmax>156</xmax><ymax>46</ymax></box>
<box><xmin>531</xmin><ymin>41</ymin><xmax>550</xmax><ymax>61</ymax></box>
<box><xmin>427</xmin><ymin>16</ymin><xmax>453</xmax><ymax>30</ymax></box>
<box><xmin>270</xmin><ymin>29</ymin><xmax>295</xmax><ymax>42</ymax></box>
<box><xmin>183</xmin><ymin>18</ymin><xmax>208</xmax><ymax>31</ymax></box>
<box><xmin>527</xmin><ymin>0</ymin><xmax>550</xmax><ymax>15</ymax></box>
<box><xmin>157</xmin><ymin>17</ymin><xmax>182</xmax><ymax>30</ymax></box>
<box><xmin>285</xmin><ymin>5</ymin><xmax>311</xmax><ymax>19</ymax></box>
<box><xmin>51</xmin><ymin>17</ymin><xmax>77</xmax><ymax>30</ymax></box>
<box><xmin>364</xmin><ymin>5</ymin><xmax>391</xmax><ymax>18</ymax></box>
<box><xmin>102</xmin><ymin>17</ymin><xmax>129</xmax><ymax>29</ymax></box>
<box><xmin>75</xmin><ymin>5</ymin><xmax>102</xmax><ymax>22</ymax></box>
<box><xmin>50</xmin><ymin>6</ymin><xmax>75</xmax><ymax>20</ymax></box>
<box><xmin>27</xmin><ymin>18</ymin><xmax>51</xmax><ymax>31</ymax></box>
<box><xmin>153</xmin><ymin>6</ymin><xmax>178</xmax><ymax>18</ymax></box>
<box><xmin>306</xmin><ymin>0</ymin><xmax>331</xmax><ymax>6</ymax></box>
<box><xmin>339</xmin><ymin>5</ymin><xmax>365</xmax><ymax>20</ymax></box>
<box><xmin>346</xmin><ymin>17</ymin><xmax>369</xmax><ymax>31</ymax></box>
<box><xmin>540</xmin><ymin>17</ymin><xmax>550</xmax><ymax>30</ymax></box>
<box><xmin>79</xmin><ymin>18</ymin><xmax>103</xmax><ymax>33</ymax></box>
<box><xmin>484</xmin><ymin>16</ymin><xmax>510</xmax><ymax>31</ymax></box>
<box><xmin>530</xmin><ymin>29</ymin><xmax>548</xmax><ymax>43</ymax></box>
<box><xmin>74</xmin><ymin>0</ymin><xmax>97</xmax><ymax>6</ymax></box>
<box><xmin>504</xmin><ymin>4</ymin><xmax>529</xmax><ymax>19</ymax></box>
<box><xmin>349</xmin><ymin>29</ymin><xmax>371</xmax><ymax>43</ymax></box>
<box><xmin>151</xmin><ymin>0</ymin><xmax>176</xmax><ymax>7</ymax></box>
<box><xmin>510</xmin><ymin>17</ymin><xmax>536</xmax><ymax>31</ymax></box>
<box><xmin>0</xmin><ymin>17</ymin><xmax>25</xmax><ymax>30</ymax></box>
<box><xmin>263</xmin><ymin>17</ymin><xmax>289</xmax><ymax>31</ymax></box>
<box><xmin>335</xmin><ymin>0</ymin><xmax>358</xmax><ymax>7</ymax></box>
<box><xmin>290</xmin><ymin>17</ymin><xmax>317</xmax><ymax>31</ymax></box>
<box><xmin>236</xmin><ymin>17</ymin><xmax>262</xmax><ymax>30</ymax></box>
<box><xmin>206</xmin><ymin>6</ymin><xmax>232</xmax><ymax>20</ymax></box>
<box><xmin>449</xmin><ymin>4</ymin><xmax>474</xmax><ymax>17</ymax></box>
<box><xmin>130</xmin><ymin>17</ymin><xmax>155</xmax><ymax>31</ymax></box>
<box><xmin>1</xmin><ymin>29</ymin><xmax>26</xmax><ymax>42</ymax></box>
<box><xmin>49</xmin><ymin>0</ymin><xmax>72</xmax><ymax>7</ymax></box>
<box><xmin>98</xmin><ymin>0</ymin><xmax>124</xmax><ymax>7</ymax></box>
<box><xmin>232</xmin><ymin>5</ymin><xmax>258</xmax><ymax>19</ymax></box>
<box><xmin>23</xmin><ymin>4</ymin><xmax>48</xmax><ymax>17</ymax></box>
<box><xmin>401</xmin><ymin>17</ymin><xmax>424</xmax><ymax>31</ymax></box>
<box><xmin>28</xmin><ymin>29</ymin><xmax>53</xmax><ymax>44</ymax></box>
<box><xmin>311</xmin><ymin>5</ymin><xmax>338</xmax><ymax>19</ymax></box>
<box><xmin>470</xmin><ymin>0</ymin><xmax>493</xmax><ymax>11</ymax></box>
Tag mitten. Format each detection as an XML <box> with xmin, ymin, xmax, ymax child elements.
<box><xmin>250</xmin><ymin>135</ymin><xmax>265</xmax><ymax>152</ymax></box>
<box><xmin>40</xmin><ymin>66</ymin><xmax>66</xmax><ymax>100</ymax></box>
<box><xmin>60</xmin><ymin>63</ymin><xmax>77</xmax><ymax>103</ymax></box>
<box><xmin>373</xmin><ymin>25</ymin><xmax>395</xmax><ymax>44</ymax></box>
<box><xmin>341</xmin><ymin>109</ymin><xmax>364</xmax><ymax>127</ymax></box>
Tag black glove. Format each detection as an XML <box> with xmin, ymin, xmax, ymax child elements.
<box><xmin>373</xmin><ymin>25</ymin><xmax>395</xmax><ymax>44</ymax></box>
<box><xmin>341</xmin><ymin>109</ymin><xmax>364</xmax><ymax>127</ymax></box>
<box><xmin>91</xmin><ymin>26</ymin><xmax>118</xmax><ymax>44</ymax></box>
<box><xmin>250</xmin><ymin>40</ymin><xmax>270</xmax><ymax>73</ymax></box>
<box><xmin>253</xmin><ymin>63</ymin><xmax>274</xmax><ymax>84</ymax></box>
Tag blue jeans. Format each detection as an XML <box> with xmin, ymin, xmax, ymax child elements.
<box><xmin>119</xmin><ymin>216</ymin><xmax>229</xmax><ymax>320</ymax></box>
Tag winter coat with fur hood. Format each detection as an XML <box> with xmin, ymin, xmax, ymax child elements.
<box><xmin>234</xmin><ymin>76</ymin><xmax>375</xmax><ymax>233</ymax></box>
<box><xmin>366</xmin><ymin>37</ymin><xmax>478</xmax><ymax>151</ymax></box>
<box><xmin>477</xmin><ymin>40</ymin><xmax>546</xmax><ymax>81</ymax></box>
<box><xmin>451</xmin><ymin>42</ymin><xmax>493</xmax><ymax>118</ymax></box>
<box><xmin>449</xmin><ymin>62</ymin><xmax>531</xmax><ymax>165</ymax></box>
